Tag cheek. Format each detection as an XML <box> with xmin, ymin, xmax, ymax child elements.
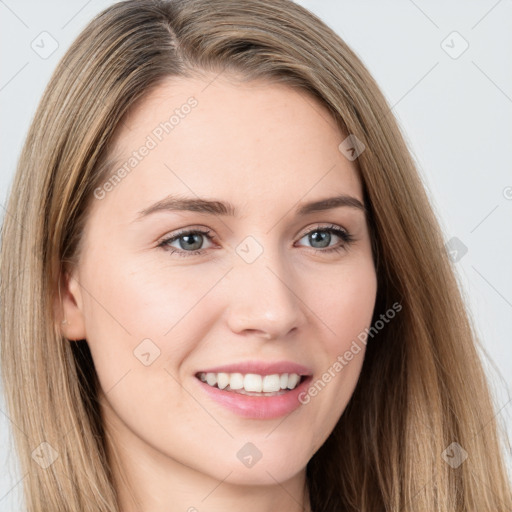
<box><xmin>79</xmin><ymin>251</ymin><xmax>231</xmax><ymax>382</ymax></box>
<box><xmin>113</xmin><ymin>253</ymin><xmax>232</xmax><ymax>335</ymax></box>
<box><xmin>78</xmin><ymin>253</ymin><xmax>219</xmax><ymax>448</ymax></box>
<box><xmin>309</xmin><ymin>257</ymin><xmax>377</xmax><ymax>355</ymax></box>
<box><xmin>297</xmin><ymin>258</ymin><xmax>376</xmax><ymax>435</ymax></box>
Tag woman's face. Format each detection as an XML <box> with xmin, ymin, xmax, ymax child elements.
<box><xmin>60</xmin><ymin>74</ymin><xmax>377</xmax><ymax>490</ymax></box>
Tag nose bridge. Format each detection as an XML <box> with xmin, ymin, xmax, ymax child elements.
<box><xmin>224</xmin><ymin>235</ymin><xmax>304</xmax><ymax>338</ymax></box>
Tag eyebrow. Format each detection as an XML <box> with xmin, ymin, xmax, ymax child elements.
<box><xmin>134</xmin><ymin>193</ymin><xmax>366</xmax><ymax>221</ymax></box>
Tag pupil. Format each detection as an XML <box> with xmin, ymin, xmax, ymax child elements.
<box><xmin>180</xmin><ymin>233</ymin><xmax>202</xmax><ymax>251</ymax></box>
<box><xmin>310</xmin><ymin>231</ymin><xmax>330</xmax><ymax>248</ymax></box>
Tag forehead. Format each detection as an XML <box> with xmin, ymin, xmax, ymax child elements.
<box><xmin>94</xmin><ymin>74</ymin><xmax>363</xmax><ymax>219</ymax></box>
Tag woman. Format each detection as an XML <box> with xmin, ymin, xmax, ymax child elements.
<box><xmin>1</xmin><ymin>0</ymin><xmax>510</xmax><ymax>510</ymax></box>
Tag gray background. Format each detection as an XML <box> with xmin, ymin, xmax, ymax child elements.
<box><xmin>1</xmin><ymin>0</ymin><xmax>511</xmax><ymax>509</ymax></box>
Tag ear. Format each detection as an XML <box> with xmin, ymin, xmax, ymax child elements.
<box><xmin>54</xmin><ymin>268</ymin><xmax>87</xmax><ymax>341</ymax></box>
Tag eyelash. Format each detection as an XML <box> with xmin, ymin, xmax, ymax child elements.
<box><xmin>157</xmin><ymin>224</ymin><xmax>355</xmax><ymax>258</ymax></box>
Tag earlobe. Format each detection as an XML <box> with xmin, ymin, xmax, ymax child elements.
<box><xmin>55</xmin><ymin>269</ymin><xmax>87</xmax><ymax>341</ymax></box>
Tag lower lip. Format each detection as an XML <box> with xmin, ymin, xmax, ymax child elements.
<box><xmin>195</xmin><ymin>376</ymin><xmax>313</xmax><ymax>419</ymax></box>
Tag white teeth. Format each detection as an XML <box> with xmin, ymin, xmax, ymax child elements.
<box><xmin>217</xmin><ymin>372</ymin><xmax>229</xmax><ymax>390</ymax></box>
<box><xmin>244</xmin><ymin>374</ymin><xmax>262</xmax><ymax>392</ymax></box>
<box><xmin>263</xmin><ymin>374</ymin><xmax>281</xmax><ymax>393</ymax></box>
<box><xmin>229</xmin><ymin>373</ymin><xmax>244</xmax><ymax>390</ymax></box>
<box><xmin>287</xmin><ymin>373</ymin><xmax>300</xmax><ymax>389</ymax></box>
<box><xmin>198</xmin><ymin>371</ymin><xmax>303</xmax><ymax>393</ymax></box>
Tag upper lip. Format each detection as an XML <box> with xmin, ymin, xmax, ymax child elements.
<box><xmin>196</xmin><ymin>360</ymin><xmax>313</xmax><ymax>377</ymax></box>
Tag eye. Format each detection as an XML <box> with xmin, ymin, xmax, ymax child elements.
<box><xmin>157</xmin><ymin>224</ymin><xmax>355</xmax><ymax>257</ymax></box>
<box><xmin>157</xmin><ymin>228</ymin><xmax>215</xmax><ymax>257</ymax></box>
<box><xmin>296</xmin><ymin>224</ymin><xmax>355</xmax><ymax>254</ymax></box>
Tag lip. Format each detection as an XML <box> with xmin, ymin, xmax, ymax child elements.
<box><xmin>195</xmin><ymin>360</ymin><xmax>313</xmax><ymax>377</ymax></box>
<box><xmin>194</xmin><ymin>360</ymin><xmax>313</xmax><ymax>420</ymax></box>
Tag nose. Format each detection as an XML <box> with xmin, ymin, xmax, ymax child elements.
<box><xmin>223</xmin><ymin>244</ymin><xmax>307</xmax><ymax>340</ymax></box>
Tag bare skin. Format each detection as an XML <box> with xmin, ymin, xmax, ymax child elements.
<box><xmin>58</xmin><ymin>73</ymin><xmax>377</xmax><ymax>512</ymax></box>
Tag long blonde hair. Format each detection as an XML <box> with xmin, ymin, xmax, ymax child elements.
<box><xmin>1</xmin><ymin>0</ymin><xmax>510</xmax><ymax>510</ymax></box>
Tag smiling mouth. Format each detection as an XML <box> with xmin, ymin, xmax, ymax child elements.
<box><xmin>195</xmin><ymin>371</ymin><xmax>307</xmax><ymax>396</ymax></box>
